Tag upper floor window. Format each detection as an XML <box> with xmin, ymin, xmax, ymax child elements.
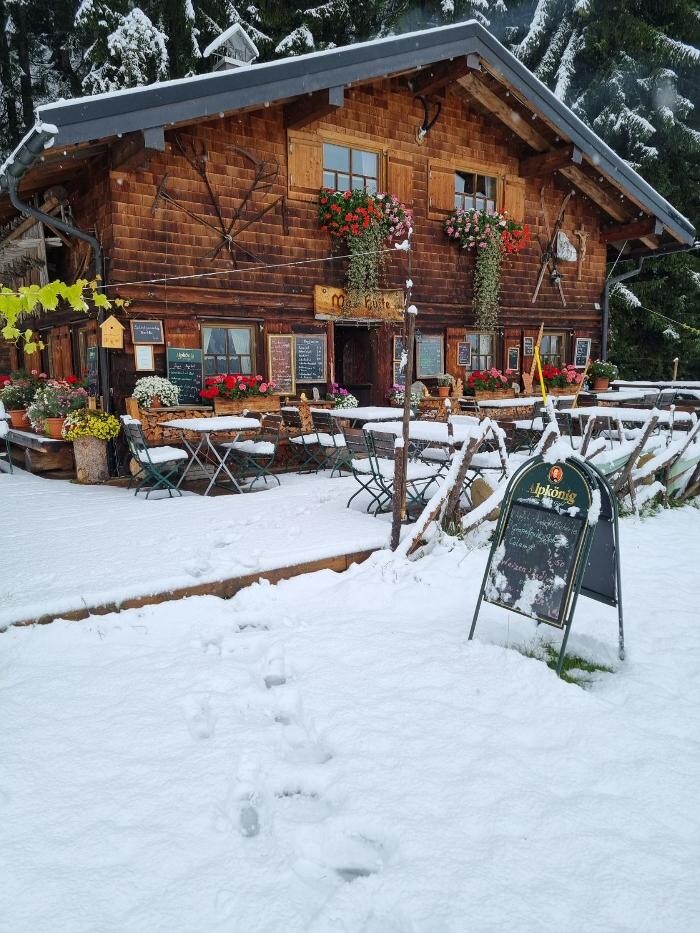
<box><xmin>323</xmin><ymin>143</ymin><xmax>378</xmax><ymax>193</ymax></box>
<box><xmin>455</xmin><ymin>171</ymin><xmax>497</xmax><ymax>212</ymax></box>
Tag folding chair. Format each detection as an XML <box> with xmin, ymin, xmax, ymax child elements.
<box><xmin>220</xmin><ymin>414</ymin><xmax>282</xmax><ymax>489</ymax></box>
<box><xmin>367</xmin><ymin>429</ymin><xmax>442</xmax><ymax>515</ymax></box>
<box><xmin>512</xmin><ymin>402</ymin><xmax>544</xmax><ymax>453</ymax></box>
<box><xmin>311</xmin><ymin>410</ymin><xmax>349</xmax><ymax>476</ymax></box>
<box><xmin>0</xmin><ymin>402</ymin><xmax>12</xmax><ymax>473</ymax></box>
<box><xmin>342</xmin><ymin>426</ymin><xmax>386</xmax><ymax>513</ymax></box>
<box><xmin>121</xmin><ymin>416</ymin><xmax>187</xmax><ymax>498</ymax></box>
<box><xmin>281</xmin><ymin>408</ymin><xmax>325</xmax><ymax>472</ymax></box>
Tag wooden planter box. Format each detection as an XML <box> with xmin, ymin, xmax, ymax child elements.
<box><xmin>547</xmin><ymin>387</ymin><xmax>574</xmax><ymax>396</ymax></box>
<box><xmin>473</xmin><ymin>388</ymin><xmax>516</xmax><ymax>401</ymax></box>
<box><xmin>213</xmin><ymin>395</ymin><xmax>281</xmax><ymax>415</ymax></box>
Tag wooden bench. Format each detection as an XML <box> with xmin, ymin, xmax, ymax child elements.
<box><xmin>6</xmin><ymin>429</ymin><xmax>75</xmax><ymax>475</ymax></box>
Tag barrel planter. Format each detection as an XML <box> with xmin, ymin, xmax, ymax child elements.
<box><xmin>213</xmin><ymin>395</ymin><xmax>281</xmax><ymax>416</ymax></box>
<box><xmin>73</xmin><ymin>437</ymin><xmax>109</xmax><ymax>484</ymax></box>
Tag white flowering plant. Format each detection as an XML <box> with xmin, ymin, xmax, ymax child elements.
<box><xmin>132</xmin><ymin>376</ymin><xmax>180</xmax><ymax>407</ymax></box>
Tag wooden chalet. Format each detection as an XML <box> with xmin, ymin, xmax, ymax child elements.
<box><xmin>0</xmin><ymin>21</ymin><xmax>695</xmax><ymax>410</ymax></box>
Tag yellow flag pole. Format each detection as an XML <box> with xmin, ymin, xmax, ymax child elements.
<box><xmin>534</xmin><ymin>345</ymin><xmax>547</xmax><ymax>406</ymax></box>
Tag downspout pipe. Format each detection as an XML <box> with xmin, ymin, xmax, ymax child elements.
<box><xmin>601</xmin><ymin>259</ymin><xmax>644</xmax><ymax>361</ymax></box>
<box><xmin>6</xmin><ymin>174</ymin><xmax>111</xmax><ymax>414</ymax></box>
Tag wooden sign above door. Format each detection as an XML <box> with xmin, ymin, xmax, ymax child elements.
<box><xmin>314</xmin><ymin>285</ymin><xmax>404</xmax><ymax>323</ymax></box>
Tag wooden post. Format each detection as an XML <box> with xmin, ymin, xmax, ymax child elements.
<box><xmin>391</xmin><ymin>305</ymin><xmax>417</xmax><ymax>550</ymax></box>
<box><xmin>672</xmin><ymin>357</ymin><xmax>679</xmax><ymax>382</ymax></box>
<box><xmin>522</xmin><ymin>322</ymin><xmax>544</xmax><ymax>395</ymax></box>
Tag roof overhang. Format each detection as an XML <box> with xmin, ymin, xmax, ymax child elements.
<box><xmin>0</xmin><ymin>20</ymin><xmax>694</xmax><ymax>248</ymax></box>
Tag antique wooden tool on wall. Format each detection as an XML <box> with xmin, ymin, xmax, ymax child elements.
<box><xmin>532</xmin><ymin>188</ymin><xmax>573</xmax><ymax>306</ymax></box>
<box><xmin>151</xmin><ymin>134</ymin><xmax>285</xmax><ymax>265</ymax></box>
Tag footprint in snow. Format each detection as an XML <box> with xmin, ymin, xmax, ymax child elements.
<box><xmin>262</xmin><ymin>647</ymin><xmax>287</xmax><ymax>689</ymax></box>
<box><xmin>293</xmin><ymin>827</ymin><xmax>387</xmax><ymax>884</ymax></box>
<box><xmin>182</xmin><ymin>695</ymin><xmax>216</xmax><ymax>740</ymax></box>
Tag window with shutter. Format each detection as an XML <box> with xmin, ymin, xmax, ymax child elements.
<box><xmin>503</xmin><ymin>175</ymin><xmax>526</xmax><ymax>222</ymax></box>
<box><xmin>287</xmin><ymin>131</ymin><xmax>323</xmax><ymax>200</ymax></box>
<box><xmin>387</xmin><ymin>156</ymin><xmax>413</xmax><ymax>205</ymax></box>
<box><xmin>428</xmin><ymin>162</ymin><xmax>457</xmax><ymax>216</ymax></box>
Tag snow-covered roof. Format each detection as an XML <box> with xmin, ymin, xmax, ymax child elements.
<box><xmin>0</xmin><ymin>20</ymin><xmax>694</xmax><ymax>246</ymax></box>
<box><xmin>202</xmin><ymin>23</ymin><xmax>259</xmax><ymax>60</ymax></box>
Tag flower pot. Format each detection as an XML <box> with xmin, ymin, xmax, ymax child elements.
<box><xmin>213</xmin><ymin>395</ymin><xmax>281</xmax><ymax>415</ymax></box>
<box><xmin>7</xmin><ymin>408</ymin><xmax>28</xmax><ymax>430</ymax></box>
<box><xmin>149</xmin><ymin>397</ymin><xmax>163</xmax><ymax>408</ymax></box>
<box><xmin>73</xmin><ymin>436</ymin><xmax>109</xmax><ymax>484</ymax></box>
<box><xmin>593</xmin><ymin>377</ymin><xmax>610</xmax><ymax>391</ymax></box>
<box><xmin>43</xmin><ymin>417</ymin><xmax>66</xmax><ymax>439</ymax></box>
<box><xmin>436</xmin><ymin>386</ymin><xmax>450</xmax><ymax>398</ymax></box>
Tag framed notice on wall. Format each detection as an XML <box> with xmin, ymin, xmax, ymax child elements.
<box><xmin>131</xmin><ymin>319</ymin><xmax>164</xmax><ymax>344</ymax></box>
<box><xmin>134</xmin><ymin>344</ymin><xmax>155</xmax><ymax>371</ymax></box>
<box><xmin>167</xmin><ymin>347</ymin><xmax>203</xmax><ymax>404</ymax></box>
<box><xmin>507</xmin><ymin>346</ymin><xmax>520</xmax><ymax>371</ymax></box>
<box><xmin>574</xmin><ymin>337</ymin><xmax>591</xmax><ymax>368</ymax></box>
<box><xmin>416</xmin><ymin>335</ymin><xmax>444</xmax><ymax>378</ymax></box>
<box><xmin>268</xmin><ymin>335</ymin><xmax>295</xmax><ymax>395</ymax></box>
<box><xmin>523</xmin><ymin>337</ymin><xmax>534</xmax><ymax>357</ymax></box>
<box><xmin>458</xmin><ymin>342</ymin><xmax>471</xmax><ymax>367</ymax></box>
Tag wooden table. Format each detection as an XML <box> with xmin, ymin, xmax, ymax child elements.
<box><xmin>568</xmin><ymin>406</ymin><xmax>693</xmax><ymax>424</ymax></box>
<box><xmin>362</xmin><ymin>419</ymin><xmax>479</xmax><ymax>445</ymax></box>
<box><xmin>321</xmin><ymin>406</ymin><xmax>408</xmax><ymax>426</ymax></box>
<box><xmin>161</xmin><ymin>416</ymin><xmax>260</xmax><ymax>495</ymax></box>
<box><xmin>471</xmin><ymin>394</ymin><xmax>576</xmax><ymax>411</ymax></box>
<box><xmin>5</xmin><ymin>428</ymin><xmax>74</xmax><ymax>474</ymax></box>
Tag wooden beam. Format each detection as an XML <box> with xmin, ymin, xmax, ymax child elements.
<box><xmin>410</xmin><ymin>55</ymin><xmax>480</xmax><ymax>97</ymax></box>
<box><xmin>458</xmin><ymin>72</ymin><xmax>550</xmax><ymax>151</ymax></box>
<box><xmin>283</xmin><ymin>86</ymin><xmax>344</xmax><ymax>130</ymax></box>
<box><xmin>110</xmin><ymin>128</ymin><xmax>165</xmax><ymax>172</ymax></box>
<box><xmin>601</xmin><ymin>217</ymin><xmax>664</xmax><ymax>244</ymax></box>
<box><xmin>520</xmin><ymin>144</ymin><xmax>582</xmax><ymax>177</ymax></box>
<box><xmin>0</xmin><ymin>196</ymin><xmax>60</xmax><ymax>248</ymax></box>
<box><xmin>559</xmin><ymin>164</ymin><xmax>629</xmax><ymax>221</ymax></box>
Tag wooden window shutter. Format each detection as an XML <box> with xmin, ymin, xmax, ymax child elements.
<box><xmin>503</xmin><ymin>175</ymin><xmax>526</xmax><ymax>222</ymax></box>
<box><xmin>387</xmin><ymin>156</ymin><xmax>413</xmax><ymax>205</ymax></box>
<box><xmin>288</xmin><ymin>131</ymin><xmax>322</xmax><ymax>200</ymax></box>
<box><xmin>428</xmin><ymin>162</ymin><xmax>456</xmax><ymax>216</ymax></box>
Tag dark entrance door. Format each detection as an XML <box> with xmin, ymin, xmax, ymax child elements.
<box><xmin>334</xmin><ymin>325</ymin><xmax>375</xmax><ymax>405</ymax></box>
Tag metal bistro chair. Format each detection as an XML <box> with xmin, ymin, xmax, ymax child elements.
<box><xmin>0</xmin><ymin>402</ymin><xmax>12</xmax><ymax>474</ymax></box>
<box><xmin>220</xmin><ymin>414</ymin><xmax>282</xmax><ymax>489</ymax></box>
<box><xmin>311</xmin><ymin>410</ymin><xmax>349</xmax><ymax>476</ymax></box>
<box><xmin>281</xmin><ymin>407</ymin><xmax>325</xmax><ymax>472</ymax></box>
<box><xmin>121</xmin><ymin>416</ymin><xmax>188</xmax><ymax>498</ymax></box>
<box><xmin>342</xmin><ymin>426</ymin><xmax>386</xmax><ymax>513</ymax></box>
<box><xmin>512</xmin><ymin>402</ymin><xmax>544</xmax><ymax>453</ymax></box>
<box><xmin>367</xmin><ymin>429</ymin><xmax>442</xmax><ymax>515</ymax></box>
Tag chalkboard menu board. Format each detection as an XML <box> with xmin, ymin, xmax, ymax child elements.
<box><xmin>295</xmin><ymin>334</ymin><xmax>326</xmax><ymax>382</ymax></box>
<box><xmin>574</xmin><ymin>337</ymin><xmax>591</xmax><ymax>368</ymax></box>
<box><xmin>167</xmin><ymin>347</ymin><xmax>203</xmax><ymax>404</ymax></box>
<box><xmin>486</xmin><ymin>502</ymin><xmax>586</xmax><ymax>626</ymax></box>
<box><xmin>86</xmin><ymin>345</ymin><xmax>98</xmax><ymax>396</ymax></box>
<box><xmin>268</xmin><ymin>335</ymin><xmax>295</xmax><ymax>394</ymax></box>
<box><xmin>470</xmin><ymin>455</ymin><xmax>625</xmax><ymax>677</ymax></box>
<box><xmin>417</xmin><ymin>335</ymin><xmax>443</xmax><ymax>377</ymax></box>
<box><xmin>131</xmin><ymin>319</ymin><xmax>164</xmax><ymax>344</ymax></box>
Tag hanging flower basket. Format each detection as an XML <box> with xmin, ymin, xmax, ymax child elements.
<box><xmin>444</xmin><ymin>208</ymin><xmax>530</xmax><ymax>332</ymax></box>
<box><xmin>318</xmin><ymin>188</ymin><xmax>411</xmax><ymax>308</ymax></box>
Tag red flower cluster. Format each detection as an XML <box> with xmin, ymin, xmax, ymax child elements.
<box><xmin>541</xmin><ymin>363</ymin><xmax>584</xmax><ymax>388</ymax></box>
<box><xmin>199</xmin><ymin>374</ymin><xmax>276</xmax><ymax>401</ymax></box>
<box><xmin>318</xmin><ymin>188</ymin><xmax>411</xmax><ymax>242</ymax></box>
<box><xmin>501</xmin><ymin>225</ymin><xmax>531</xmax><ymax>254</ymax></box>
<box><xmin>467</xmin><ymin>368</ymin><xmax>509</xmax><ymax>391</ymax></box>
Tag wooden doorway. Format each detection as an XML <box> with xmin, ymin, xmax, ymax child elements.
<box><xmin>334</xmin><ymin>325</ymin><xmax>375</xmax><ymax>405</ymax></box>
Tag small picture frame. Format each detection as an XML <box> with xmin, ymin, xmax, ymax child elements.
<box><xmin>507</xmin><ymin>346</ymin><xmax>520</xmax><ymax>372</ymax></box>
<box><xmin>523</xmin><ymin>337</ymin><xmax>534</xmax><ymax>357</ymax></box>
<box><xmin>458</xmin><ymin>341</ymin><xmax>471</xmax><ymax>367</ymax></box>
<box><xmin>574</xmin><ymin>337</ymin><xmax>592</xmax><ymax>369</ymax></box>
<box><xmin>134</xmin><ymin>344</ymin><xmax>155</xmax><ymax>371</ymax></box>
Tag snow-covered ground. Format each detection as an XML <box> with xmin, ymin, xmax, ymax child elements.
<box><xmin>0</xmin><ymin>471</ymin><xmax>388</xmax><ymax>627</ymax></box>
<box><xmin>3</xmin><ymin>501</ymin><xmax>700</xmax><ymax>932</ymax></box>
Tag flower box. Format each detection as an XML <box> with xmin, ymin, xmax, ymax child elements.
<box><xmin>213</xmin><ymin>395</ymin><xmax>281</xmax><ymax>415</ymax></box>
<box><xmin>473</xmin><ymin>388</ymin><xmax>515</xmax><ymax>400</ymax></box>
<box><xmin>547</xmin><ymin>387</ymin><xmax>574</xmax><ymax>397</ymax></box>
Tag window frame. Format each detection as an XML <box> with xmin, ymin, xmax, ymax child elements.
<box><xmin>202</xmin><ymin>323</ymin><xmax>257</xmax><ymax>377</ymax></box>
<box><xmin>465</xmin><ymin>333</ymin><xmax>495</xmax><ymax>373</ymax></box>
<box><xmin>454</xmin><ymin>170</ymin><xmax>498</xmax><ymax>213</ymax></box>
<box><xmin>540</xmin><ymin>332</ymin><xmax>567</xmax><ymax>368</ymax></box>
<box><xmin>322</xmin><ymin>142</ymin><xmax>380</xmax><ymax>193</ymax></box>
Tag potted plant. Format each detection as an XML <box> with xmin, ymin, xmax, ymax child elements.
<box><xmin>318</xmin><ymin>188</ymin><xmax>411</xmax><ymax>308</ymax></box>
<box><xmin>133</xmin><ymin>376</ymin><xmax>180</xmax><ymax>409</ymax></box>
<box><xmin>541</xmin><ymin>363</ymin><xmax>585</xmax><ymax>395</ymax></box>
<box><xmin>388</xmin><ymin>384</ymin><xmax>423</xmax><ymax>408</ymax></box>
<box><xmin>466</xmin><ymin>368</ymin><xmax>514</xmax><ymax>400</ymax></box>
<box><xmin>444</xmin><ymin>208</ymin><xmax>530</xmax><ymax>331</ymax></box>
<box><xmin>326</xmin><ymin>382</ymin><xmax>359</xmax><ymax>409</ymax></box>
<box><xmin>0</xmin><ymin>372</ymin><xmax>44</xmax><ymax>429</ymax></box>
<box><xmin>62</xmin><ymin>409</ymin><xmax>121</xmax><ymax>483</ymax></box>
<box><xmin>26</xmin><ymin>377</ymin><xmax>89</xmax><ymax>438</ymax></box>
<box><xmin>588</xmin><ymin>360</ymin><xmax>618</xmax><ymax>391</ymax></box>
<box><xmin>435</xmin><ymin>374</ymin><xmax>455</xmax><ymax>398</ymax></box>
<box><xmin>199</xmin><ymin>374</ymin><xmax>280</xmax><ymax>414</ymax></box>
